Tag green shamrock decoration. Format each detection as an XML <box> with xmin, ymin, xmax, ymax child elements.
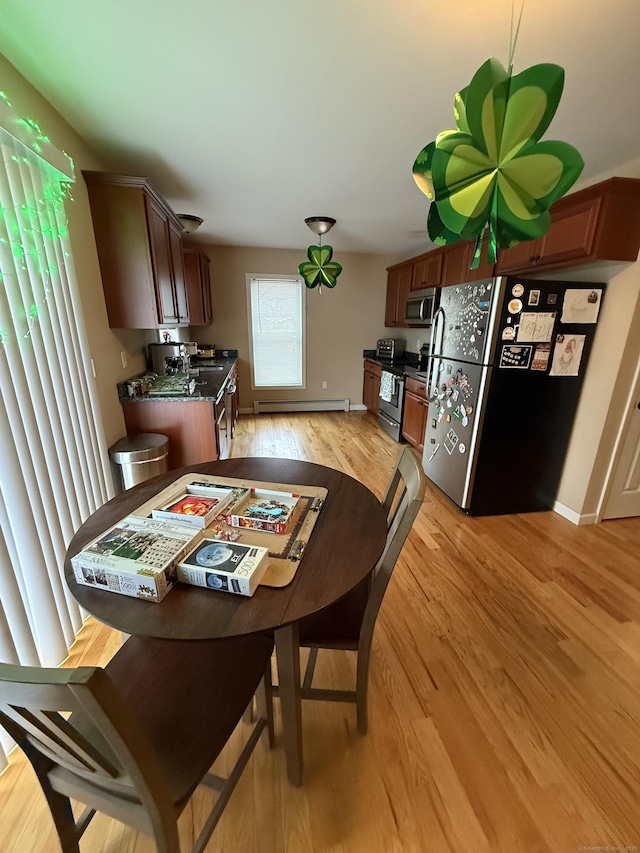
<box><xmin>298</xmin><ymin>244</ymin><xmax>342</xmax><ymax>289</ymax></box>
<box><xmin>413</xmin><ymin>57</ymin><xmax>584</xmax><ymax>267</ymax></box>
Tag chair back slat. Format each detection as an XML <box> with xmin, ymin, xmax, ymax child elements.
<box><xmin>0</xmin><ymin>664</ymin><xmax>152</xmax><ymax>798</ymax></box>
<box><xmin>1</xmin><ymin>705</ymin><xmax>120</xmax><ymax>776</ymax></box>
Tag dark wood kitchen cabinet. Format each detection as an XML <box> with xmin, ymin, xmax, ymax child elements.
<box><xmin>384</xmin><ymin>178</ymin><xmax>640</xmax><ymax>327</ymax></box>
<box><xmin>122</xmin><ymin>401</ymin><xmax>218</xmax><ymax>468</ymax></box>
<box><xmin>363</xmin><ymin>359</ymin><xmax>382</xmax><ymax>413</ymax></box>
<box><xmin>441</xmin><ymin>235</ymin><xmax>495</xmax><ymax>286</ymax></box>
<box><xmin>83</xmin><ymin>171</ymin><xmax>189</xmax><ymax>329</ymax></box>
<box><xmin>496</xmin><ymin>177</ymin><xmax>640</xmax><ymax>274</ymax></box>
<box><xmin>183</xmin><ymin>245</ymin><xmax>213</xmax><ymax>326</ymax></box>
<box><xmin>402</xmin><ymin>376</ymin><xmax>428</xmax><ymax>451</ymax></box>
<box><xmin>384</xmin><ymin>262</ymin><xmax>412</xmax><ymax>327</ymax></box>
<box><xmin>411</xmin><ymin>251</ymin><xmax>443</xmax><ymax>290</ymax></box>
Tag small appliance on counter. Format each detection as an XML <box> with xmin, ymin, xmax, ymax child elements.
<box><xmin>196</xmin><ymin>343</ymin><xmax>216</xmax><ymax>358</ymax></box>
<box><xmin>148</xmin><ymin>342</ymin><xmax>190</xmax><ymax>375</ymax></box>
<box><xmin>376</xmin><ymin>339</ymin><xmax>405</xmax><ymax>361</ymax></box>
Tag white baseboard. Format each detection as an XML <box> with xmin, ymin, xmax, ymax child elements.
<box><xmin>253</xmin><ymin>398</ymin><xmax>350</xmax><ymax>414</ymax></box>
<box><xmin>349</xmin><ymin>404</ymin><xmax>367</xmax><ymax>411</ymax></box>
<box><xmin>553</xmin><ymin>501</ymin><xmax>598</xmax><ymax>525</ymax></box>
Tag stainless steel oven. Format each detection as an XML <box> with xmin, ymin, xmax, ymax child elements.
<box><xmin>378</xmin><ymin>370</ymin><xmax>405</xmax><ymax>442</ymax></box>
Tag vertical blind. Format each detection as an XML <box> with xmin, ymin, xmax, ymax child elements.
<box><xmin>248</xmin><ymin>276</ymin><xmax>305</xmax><ymax>388</ymax></box>
<box><xmin>0</xmin><ymin>99</ymin><xmax>112</xmax><ymax>768</ymax></box>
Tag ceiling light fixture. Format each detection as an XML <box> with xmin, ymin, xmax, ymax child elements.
<box><xmin>298</xmin><ymin>216</ymin><xmax>342</xmax><ymax>292</ymax></box>
<box><xmin>304</xmin><ymin>216</ymin><xmax>336</xmax><ymax>236</ymax></box>
<box><xmin>177</xmin><ymin>214</ymin><xmax>203</xmax><ymax>233</ymax></box>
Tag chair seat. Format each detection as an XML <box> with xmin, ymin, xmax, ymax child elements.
<box><xmin>97</xmin><ymin>633</ymin><xmax>273</xmax><ymax>806</ymax></box>
<box><xmin>297</xmin><ymin>577</ymin><xmax>370</xmax><ymax>648</ymax></box>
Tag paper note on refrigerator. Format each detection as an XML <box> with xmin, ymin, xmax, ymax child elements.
<box><xmin>549</xmin><ymin>334</ymin><xmax>586</xmax><ymax>377</ymax></box>
<box><xmin>560</xmin><ymin>289</ymin><xmax>602</xmax><ymax>324</ymax></box>
<box><xmin>516</xmin><ymin>312</ymin><xmax>556</xmax><ymax>342</ymax></box>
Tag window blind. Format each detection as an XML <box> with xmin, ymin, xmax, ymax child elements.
<box><xmin>248</xmin><ymin>276</ymin><xmax>305</xmax><ymax>388</ymax></box>
<box><xmin>0</xmin><ymin>98</ymin><xmax>112</xmax><ymax>768</ymax></box>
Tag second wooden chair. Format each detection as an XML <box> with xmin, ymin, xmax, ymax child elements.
<box><xmin>295</xmin><ymin>446</ymin><xmax>426</xmax><ymax>733</ymax></box>
<box><xmin>0</xmin><ymin>632</ymin><xmax>274</xmax><ymax>853</ymax></box>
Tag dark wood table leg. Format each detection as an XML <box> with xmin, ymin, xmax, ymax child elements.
<box><xmin>275</xmin><ymin>623</ymin><xmax>303</xmax><ymax>786</ymax></box>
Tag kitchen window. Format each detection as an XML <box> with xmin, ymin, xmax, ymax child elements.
<box><xmin>246</xmin><ymin>274</ymin><xmax>306</xmax><ymax>389</ymax></box>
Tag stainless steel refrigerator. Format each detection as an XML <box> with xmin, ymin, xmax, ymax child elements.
<box><xmin>421</xmin><ymin>275</ymin><xmax>605</xmax><ymax>515</ymax></box>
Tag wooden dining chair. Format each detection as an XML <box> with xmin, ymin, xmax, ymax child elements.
<box><xmin>0</xmin><ymin>632</ymin><xmax>274</xmax><ymax>853</ymax></box>
<box><xmin>296</xmin><ymin>446</ymin><xmax>426</xmax><ymax>734</ymax></box>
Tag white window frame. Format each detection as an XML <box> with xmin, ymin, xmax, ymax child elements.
<box><xmin>246</xmin><ymin>274</ymin><xmax>306</xmax><ymax>391</ymax></box>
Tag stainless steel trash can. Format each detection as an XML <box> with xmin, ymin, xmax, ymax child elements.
<box><xmin>109</xmin><ymin>433</ymin><xmax>169</xmax><ymax>491</ymax></box>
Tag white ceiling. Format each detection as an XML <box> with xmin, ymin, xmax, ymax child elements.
<box><xmin>1</xmin><ymin>0</ymin><xmax>639</xmax><ymax>257</ymax></box>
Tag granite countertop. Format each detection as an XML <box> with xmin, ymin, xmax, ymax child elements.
<box><xmin>119</xmin><ymin>355</ymin><xmax>237</xmax><ymax>403</ymax></box>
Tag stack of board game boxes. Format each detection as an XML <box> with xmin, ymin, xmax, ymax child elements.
<box><xmin>71</xmin><ymin>481</ymin><xmax>301</xmax><ymax>601</ymax></box>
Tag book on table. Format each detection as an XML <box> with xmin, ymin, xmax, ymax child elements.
<box><xmin>177</xmin><ymin>539</ymin><xmax>270</xmax><ymax>596</ymax></box>
<box><xmin>71</xmin><ymin>516</ymin><xmax>204</xmax><ymax>602</ymax></box>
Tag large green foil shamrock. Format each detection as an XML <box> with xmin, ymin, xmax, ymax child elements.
<box><xmin>298</xmin><ymin>244</ymin><xmax>342</xmax><ymax>289</ymax></box>
<box><xmin>413</xmin><ymin>58</ymin><xmax>584</xmax><ymax>267</ymax></box>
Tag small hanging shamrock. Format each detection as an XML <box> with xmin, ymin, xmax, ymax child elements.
<box><xmin>413</xmin><ymin>57</ymin><xmax>584</xmax><ymax>268</ymax></box>
<box><xmin>298</xmin><ymin>244</ymin><xmax>342</xmax><ymax>289</ymax></box>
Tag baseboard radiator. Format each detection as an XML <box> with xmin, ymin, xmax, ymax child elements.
<box><xmin>253</xmin><ymin>398</ymin><xmax>350</xmax><ymax>414</ymax></box>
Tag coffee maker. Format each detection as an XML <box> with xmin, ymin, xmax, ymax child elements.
<box><xmin>148</xmin><ymin>342</ymin><xmax>189</xmax><ymax>375</ymax></box>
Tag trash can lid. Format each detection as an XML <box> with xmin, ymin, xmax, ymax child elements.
<box><xmin>109</xmin><ymin>433</ymin><xmax>169</xmax><ymax>464</ymax></box>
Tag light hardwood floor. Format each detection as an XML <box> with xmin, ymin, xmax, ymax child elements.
<box><xmin>2</xmin><ymin>410</ymin><xmax>640</xmax><ymax>852</ymax></box>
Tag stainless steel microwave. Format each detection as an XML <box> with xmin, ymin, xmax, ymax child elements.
<box><xmin>405</xmin><ymin>287</ymin><xmax>437</xmax><ymax>326</ymax></box>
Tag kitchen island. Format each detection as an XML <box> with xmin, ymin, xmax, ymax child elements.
<box><xmin>119</xmin><ymin>355</ymin><xmax>238</xmax><ymax>468</ymax></box>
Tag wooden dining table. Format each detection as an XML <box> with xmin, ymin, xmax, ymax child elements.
<box><xmin>64</xmin><ymin>457</ymin><xmax>388</xmax><ymax>786</ymax></box>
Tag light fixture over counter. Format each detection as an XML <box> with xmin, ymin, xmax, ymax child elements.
<box><xmin>177</xmin><ymin>213</ymin><xmax>203</xmax><ymax>233</ymax></box>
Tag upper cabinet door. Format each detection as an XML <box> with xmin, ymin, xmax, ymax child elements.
<box><xmin>168</xmin><ymin>220</ymin><xmax>189</xmax><ymax>323</ymax></box>
<box><xmin>385</xmin><ymin>263</ymin><xmax>412</xmax><ymax>326</ymax></box>
<box><xmin>411</xmin><ymin>251</ymin><xmax>443</xmax><ymax>290</ymax></box>
<box><xmin>184</xmin><ymin>246</ymin><xmax>212</xmax><ymax>326</ymax></box>
<box><xmin>148</xmin><ymin>198</ymin><xmax>178</xmax><ymax>325</ymax></box>
<box><xmin>83</xmin><ymin>171</ymin><xmax>189</xmax><ymax>329</ymax></box>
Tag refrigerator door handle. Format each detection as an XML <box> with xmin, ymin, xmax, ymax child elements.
<box><xmin>427</xmin><ymin>306</ymin><xmax>445</xmax><ymax>401</ymax></box>
<box><xmin>429</xmin><ymin>305</ymin><xmax>445</xmax><ymax>360</ymax></box>
<box><xmin>427</xmin><ymin>356</ymin><xmax>441</xmax><ymax>402</ymax></box>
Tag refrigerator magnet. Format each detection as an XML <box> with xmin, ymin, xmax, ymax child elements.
<box><xmin>459</xmin><ymin>443</ymin><xmax>466</xmax><ymax>454</ymax></box>
<box><xmin>508</xmin><ymin>298</ymin><xmax>523</xmax><ymax>314</ymax></box>
<box><xmin>512</xmin><ymin>283</ymin><xmax>525</xmax><ymax>297</ymax></box>
<box><xmin>531</xmin><ymin>343</ymin><xmax>552</xmax><ymax>371</ymax></box>
<box><xmin>499</xmin><ymin>345</ymin><xmax>533</xmax><ymax>369</ymax></box>
<box><xmin>547</xmin><ymin>293</ymin><xmax>558</xmax><ymax>305</ymax></box>
<box><xmin>528</xmin><ymin>290</ymin><xmax>540</xmax><ymax>306</ymax></box>
<box><xmin>444</xmin><ymin>429</ymin><xmax>459</xmax><ymax>454</ymax></box>
<box><xmin>502</xmin><ymin>326</ymin><xmax>516</xmax><ymax>340</ymax></box>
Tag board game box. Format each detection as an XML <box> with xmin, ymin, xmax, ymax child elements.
<box><xmin>71</xmin><ymin>515</ymin><xmax>204</xmax><ymax>602</ymax></box>
<box><xmin>225</xmin><ymin>488</ymin><xmax>300</xmax><ymax>534</ymax></box>
<box><xmin>176</xmin><ymin>539</ymin><xmax>270</xmax><ymax>596</ymax></box>
<box><xmin>150</xmin><ymin>484</ymin><xmax>236</xmax><ymax>528</ymax></box>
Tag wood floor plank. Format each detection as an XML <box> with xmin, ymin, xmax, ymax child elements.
<box><xmin>2</xmin><ymin>410</ymin><xmax>640</xmax><ymax>852</ymax></box>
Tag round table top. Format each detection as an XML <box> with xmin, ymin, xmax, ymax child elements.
<box><xmin>65</xmin><ymin>457</ymin><xmax>388</xmax><ymax>640</ymax></box>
